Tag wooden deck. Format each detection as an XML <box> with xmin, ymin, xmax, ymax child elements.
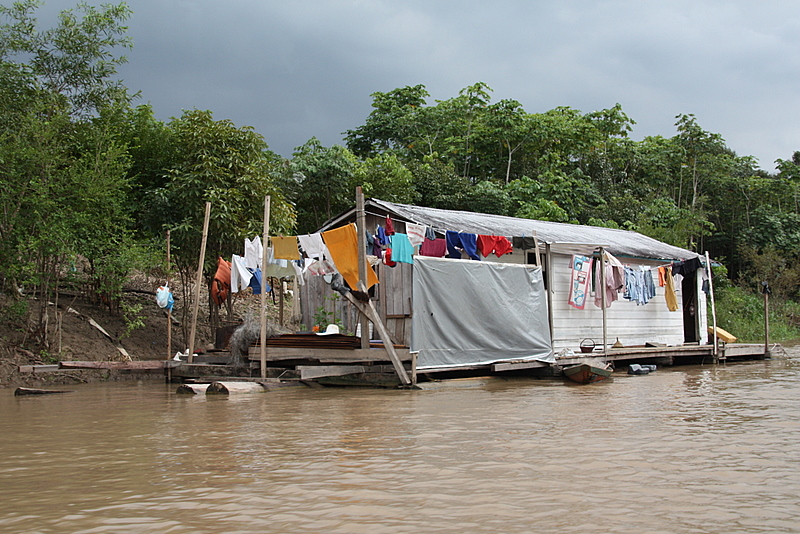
<box><xmin>18</xmin><ymin>343</ymin><xmax>768</xmax><ymax>386</ymax></box>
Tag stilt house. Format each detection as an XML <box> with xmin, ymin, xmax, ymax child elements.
<box><xmin>305</xmin><ymin>199</ymin><xmax>708</xmax><ymax>370</ymax></box>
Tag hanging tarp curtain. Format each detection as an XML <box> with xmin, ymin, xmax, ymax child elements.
<box><xmin>411</xmin><ymin>256</ymin><xmax>552</xmax><ymax>369</ymax></box>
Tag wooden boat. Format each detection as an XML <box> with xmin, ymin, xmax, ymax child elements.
<box><xmin>563</xmin><ymin>362</ymin><xmax>612</xmax><ymax>384</ymax></box>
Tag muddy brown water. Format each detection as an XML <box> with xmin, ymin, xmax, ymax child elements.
<box><xmin>2</xmin><ymin>350</ymin><xmax>799</xmax><ymax>533</ymax></box>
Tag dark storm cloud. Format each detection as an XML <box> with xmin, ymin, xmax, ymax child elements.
<box><xmin>28</xmin><ymin>0</ymin><xmax>800</xmax><ymax>169</ymax></box>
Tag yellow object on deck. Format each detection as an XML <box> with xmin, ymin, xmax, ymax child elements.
<box><xmin>708</xmin><ymin>326</ymin><xmax>737</xmax><ymax>343</ymax></box>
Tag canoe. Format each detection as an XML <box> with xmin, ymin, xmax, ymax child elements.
<box><xmin>563</xmin><ymin>363</ymin><xmax>612</xmax><ymax>384</ymax></box>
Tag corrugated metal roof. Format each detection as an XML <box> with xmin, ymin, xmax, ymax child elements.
<box><xmin>320</xmin><ymin>199</ymin><xmax>700</xmax><ymax>262</ymax></box>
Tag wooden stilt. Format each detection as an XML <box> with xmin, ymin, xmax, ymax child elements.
<box><xmin>188</xmin><ymin>202</ymin><xmax>211</xmax><ymax>363</ymax></box>
<box><xmin>342</xmin><ymin>291</ymin><xmax>411</xmax><ymax>385</ymax></box>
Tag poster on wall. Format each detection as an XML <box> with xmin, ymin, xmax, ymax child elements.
<box><xmin>568</xmin><ymin>254</ymin><xmax>593</xmax><ymax>309</ymax></box>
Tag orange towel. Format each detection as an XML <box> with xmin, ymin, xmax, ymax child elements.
<box><xmin>272</xmin><ymin>236</ymin><xmax>300</xmax><ymax>260</ymax></box>
<box><xmin>211</xmin><ymin>256</ymin><xmax>231</xmax><ymax>305</ymax></box>
<box><xmin>322</xmin><ymin>224</ymin><xmax>379</xmax><ymax>289</ymax></box>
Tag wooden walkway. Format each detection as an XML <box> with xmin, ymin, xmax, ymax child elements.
<box><xmin>18</xmin><ymin>343</ymin><xmax>768</xmax><ymax>384</ymax></box>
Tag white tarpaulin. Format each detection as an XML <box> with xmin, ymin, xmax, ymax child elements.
<box><xmin>411</xmin><ymin>256</ymin><xmax>552</xmax><ymax>369</ymax></box>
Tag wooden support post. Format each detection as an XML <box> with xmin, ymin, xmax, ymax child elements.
<box><xmin>763</xmin><ymin>282</ymin><xmax>770</xmax><ymax>356</ymax></box>
<box><xmin>705</xmin><ymin>251</ymin><xmax>718</xmax><ymax>358</ymax></box>
<box><xmin>166</xmin><ymin>229</ymin><xmax>172</xmax><ymax>382</ymax></box>
<box><xmin>532</xmin><ymin>231</ymin><xmax>541</xmax><ymax>267</ymax></box>
<box><xmin>342</xmin><ymin>291</ymin><xmax>411</xmax><ymax>385</ymax></box>
<box><xmin>545</xmin><ymin>243</ymin><xmax>554</xmax><ymax>345</ymax></box>
<box><xmin>411</xmin><ymin>352</ymin><xmax>418</xmax><ymax>386</ymax></box>
<box><xmin>260</xmin><ymin>196</ymin><xmax>271</xmax><ymax>379</ymax></box>
<box><xmin>166</xmin><ymin>229</ymin><xmax>172</xmax><ymax>360</ymax></box>
<box><xmin>356</xmin><ymin>187</ymin><xmax>371</xmax><ymax>349</ymax></box>
<box><xmin>188</xmin><ymin>202</ymin><xmax>211</xmax><ymax>363</ymax></box>
<box><xmin>600</xmin><ymin>247</ymin><xmax>607</xmax><ymax>357</ymax></box>
<box><xmin>279</xmin><ymin>278</ymin><xmax>284</xmax><ymax>326</ymax></box>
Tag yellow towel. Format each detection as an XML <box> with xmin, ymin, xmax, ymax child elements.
<box><xmin>322</xmin><ymin>224</ymin><xmax>379</xmax><ymax>289</ymax></box>
<box><xmin>664</xmin><ymin>266</ymin><xmax>679</xmax><ymax>311</ymax></box>
<box><xmin>272</xmin><ymin>236</ymin><xmax>300</xmax><ymax>260</ymax></box>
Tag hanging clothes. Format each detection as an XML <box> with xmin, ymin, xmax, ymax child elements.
<box><xmin>230</xmin><ymin>254</ymin><xmax>252</xmax><ymax>293</ymax></box>
<box><xmin>297</xmin><ymin>233</ymin><xmax>329</xmax><ymax>261</ymax></box>
<box><xmin>384</xmin><ymin>215</ymin><xmax>395</xmax><ymax>236</ymax></box>
<box><xmin>389</xmin><ymin>233</ymin><xmax>414</xmax><ymax>264</ymax></box>
<box><xmin>657</xmin><ymin>266</ymin><xmax>667</xmax><ymax>287</ymax></box>
<box><xmin>383</xmin><ymin>247</ymin><xmax>397</xmax><ymax>267</ymax></box>
<box><xmin>445</xmin><ymin>231</ymin><xmax>480</xmax><ymax>260</ymax></box>
<box><xmin>321</xmin><ymin>223</ymin><xmax>379</xmax><ymax>289</ymax></box>
<box><xmin>419</xmin><ymin>238</ymin><xmax>447</xmax><ymax>257</ymax></box>
<box><xmin>594</xmin><ymin>252</ymin><xmax>625</xmax><ymax>308</ymax></box>
<box><xmin>211</xmin><ymin>257</ymin><xmax>231</xmax><ymax>305</ymax></box>
<box><xmin>405</xmin><ymin>223</ymin><xmax>426</xmax><ymax>248</ymax></box>
<box><xmin>272</xmin><ymin>236</ymin><xmax>300</xmax><ymax>260</ymax></box>
<box><xmin>264</xmin><ymin>247</ymin><xmax>297</xmax><ymax>278</ymax></box>
<box><xmin>664</xmin><ymin>265</ymin><xmax>679</xmax><ymax>311</ymax></box>
<box><xmin>512</xmin><ymin>236</ymin><xmax>537</xmax><ymax>250</ymax></box>
<box><xmin>477</xmin><ymin>235</ymin><xmax>513</xmax><ymax>258</ymax></box>
<box><xmin>375</xmin><ymin>225</ymin><xmax>390</xmax><ymax>246</ymax></box>
<box><xmin>672</xmin><ymin>257</ymin><xmax>702</xmax><ymax>277</ymax></box>
<box><xmin>244</xmin><ymin>236</ymin><xmax>263</xmax><ymax>270</ymax></box>
<box><xmin>248</xmin><ymin>267</ymin><xmax>269</xmax><ymax>295</ymax></box>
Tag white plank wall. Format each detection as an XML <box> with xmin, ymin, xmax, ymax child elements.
<box><xmin>548</xmin><ymin>254</ymin><xmax>691</xmax><ymax>351</ymax></box>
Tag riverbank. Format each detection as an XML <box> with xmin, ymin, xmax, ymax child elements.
<box><xmin>0</xmin><ymin>291</ymin><xmax>179</xmax><ymax>389</ymax></box>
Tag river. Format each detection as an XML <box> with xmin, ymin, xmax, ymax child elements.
<box><xmin>1</xmin><ymin>350</ymin><xmax>799</xmax><ymax>533</ymax></box>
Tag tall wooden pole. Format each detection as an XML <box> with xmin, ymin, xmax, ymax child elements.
<box><xmin>600</xmin><ymin>248</ymin><xmax>607</xmax><ymax>357</ymax></box>
<box><xmin>356</xmin><ymin>187</ymin><xmax>370</xmax><ymax>349</ymax></box>
<box><xmin>763</xmin><ymin>283</ymin><xmax>770</xmax><ymax>356</ymax></box>
<box><xmin>260</xmin><ymin>196</ymin><xmax>271</xmax><ymax>379</ymax></box>
<box><xmin>188</xmin><ymin>202</ymin><xmax>211</xmax><ymax>363</ymax></box>
<box><xmin>705</xmin><ymin>252</ymin><xmax>718</xmax><ymax>358</ymax></box>
<box><xmin>166</xmin><ymin>229</ymin><xmax>172</xmax><ymax>361</ymax></box>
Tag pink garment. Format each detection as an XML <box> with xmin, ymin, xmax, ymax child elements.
<box><xmin>419</xmin><ymin>238</ymin><xmax>447</xmax><ymax>257</ymax></box>
<box><xmin>594</xmin><ymin>262</ymin><xmax>625</xmax><ymax>308</ymax></box>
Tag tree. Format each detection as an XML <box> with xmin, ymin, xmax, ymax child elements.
<box><xmin>344</xmin><ymin>84</ymin><xmax>429</xmax><ymax>158</ymax></box>
<box><xmin>0</xmin><ymin>1</ymin><xmax>137</xmax><ymax>349</ymax></box>
<box><xmin>157</xmin><ymin>110</ymin><xmax>294</xmax><ymax>276</ymax></box>
<box><xmin>286</xmin><ymin>138</ymin><xmax>356</xmax><ymax>234</ymax></box>
<box><xmin>351</xmin><ymin>153</ymin><xmax>418</xmax><ymax>205</ymax></box>
<box><xmin>0</xmin><ymin>0</ymin><xmax>133</xmax><ymax>117</ymax></box>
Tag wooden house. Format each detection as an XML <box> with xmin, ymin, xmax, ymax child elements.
<box><xmin>305</xmin><ymin>199</ymin><xmax>709</xmax><ymax>370</ymax></box>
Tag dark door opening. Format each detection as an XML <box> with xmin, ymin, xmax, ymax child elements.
<box><xmin>682</xmin><ymin>271</ymin><xmax>699</xmax><ymax>343</ymax></box>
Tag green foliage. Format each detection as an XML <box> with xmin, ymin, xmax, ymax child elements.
<box><xmin>156</xmin><ymin>109</ymin><xmax>295</xmax><ymax>273</ymax></box>
<box><xmin>634</xmin><ymin>197</ymin><xmax>714</xmax><ymax>249</ymax></box>
<box><xmin>120</xmin><ymin>299</ymin><xmax>145</xmax><ymax>339</ymax></box>
<box><xmin>0</xmin><ymin>0</ymin><xmax>133</xmax><ymax>117</ymax></box>
<box><xmin>713</xmin><ymin>284</ymin><xmax>800</xmax><ymax>343</ymax></box>
<box><xmin>515</xmin><ymin>198</ymin><xmax>570</xmax><ymax>222</ymax></box>
<box><xmin>462</xmin><ymin>180</ymin><xmax>511</xmax><ymax>215</ymax></box>
<box><xmin>352</xmin><ymin>153</ymin><xmax>419</xmax><ymax>205</ymax></box>
<box><xmin>286</xmin><ymin>137</ymin><xmax>355</xmax><ymax>234</ymax></box>
<box><xmin>312</xmin><ymin>293</ymin><xmax>344</xmax><ymax>331</ymax></box>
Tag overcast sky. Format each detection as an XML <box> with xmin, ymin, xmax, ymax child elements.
<box><xmin>36</xmin><ymin>0</ymin><xmax>800</xmax><ymax>171</ymax></box>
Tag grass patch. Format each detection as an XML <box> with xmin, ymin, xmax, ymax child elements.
<box><xmin>712</xmin><ymin>284</ymin><xmax>800</xmax><ymax>342</ymax></box>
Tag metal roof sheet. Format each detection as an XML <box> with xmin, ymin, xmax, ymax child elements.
<box><xmin>355</xmin><ymin>199</ymin><xmax>700</xmax><ymax>262</ymax></box>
